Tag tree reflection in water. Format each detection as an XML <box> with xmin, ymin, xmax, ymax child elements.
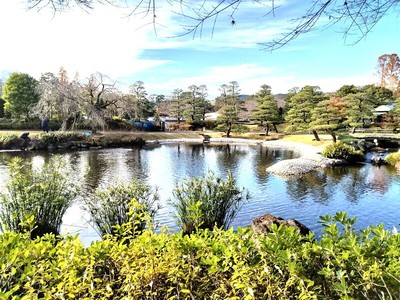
<box><xmin>1</xmin><ymin>144</ymin><xmax>400</xmax><ymax>245</ymax></box>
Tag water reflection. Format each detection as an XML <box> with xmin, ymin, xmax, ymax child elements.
<box><xmin>1</xmin><ymin>144</ymin><xmax>400</xmax><ymax>246</ymax></box>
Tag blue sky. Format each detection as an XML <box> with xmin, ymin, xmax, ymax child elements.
<box><xmin>0</xmin><ymin>0</ymin><xmax>399</xmax><ymax>99</ymax></box>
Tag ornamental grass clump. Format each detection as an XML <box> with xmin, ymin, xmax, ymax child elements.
<box><xmin>322</xmin><ymin>142</ymin><xmax>365</xmax><ymax>162</ymax></box>
<box><xmin>83</xmin><ymin>180</ymin><xmax>160</xmax><ymax>237</ymax></box>
<box><xmin>0</xmin><ymin>157</ymin><xmax>78</xmax><ymax>238</ymax></box>
<box><xmin>171</xmin><ymin>171</ymin><xmax>249</xmax><ymax>234</ymax></box>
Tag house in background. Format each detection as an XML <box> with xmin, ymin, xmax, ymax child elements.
<box><xmin>373</xmin><ymin>102</ymin><xmax>395</xmax><ymax>123</ymax></box>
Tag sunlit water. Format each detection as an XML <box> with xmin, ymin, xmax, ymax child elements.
<box><xmin>1</xmin><ymin>143</ymin><xmax>400</xmax><ymax>246</ymax></box>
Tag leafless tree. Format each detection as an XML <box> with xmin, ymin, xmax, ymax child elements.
<box><xmin>35</xmin><ymin>70</ymin><xmax>123</xmax><ymax>131</ymax></box>
<box><xmin>376</xmin><ymin>53</ymin><xmax>400</xmax><ymax>96</ymax></box>
<box><xmin>24</xmin><ymin>0</ymin><xmax>399</xmax><ymax>50</ymax></box>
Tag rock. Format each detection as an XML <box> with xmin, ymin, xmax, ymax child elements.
<box><xmin>2</xmin><ymin>138</ymin><xmax>26</xmax><ymax>150</ymax></box>
<box><xmin>47</xmin><ymin>144</ymin><xmax>57</xmax><ymax>151</ymax></box>
<box><xmin>357</xmin><ymin>139</ymin><xmax>375</xmax><ymax>152</ymax></box>
<box><xmin>27</xmin><ymin>139</ymin><xmax>46</xmax><ymax>150</ymax></box>
<box><xmin>251</xmin><ymin>213</ymin><xmax>311</xmax><ymax>236</ymax></box>
<box><xmin>57</xmin><ymin>141</ymin><xmax>74</xmax><ymax>150</ymax></box>
<box><xmin>371</xmin><ymin>155</ymin><xmax>386</xmax><ymax>165</ymax></box>
<box><xmin>19</xmin><ymin>132</ymin><xmax>30</xmax><ymax>139</ymax></box>
<box><xmin>89</xmin><ymin>146</ymin><xmax>102</xmax><ymax>150</ymax></box>
<box><xmin>266</xmin><ymin>158</ymin><xmax>321</xmax><ymax>177</ymax></box>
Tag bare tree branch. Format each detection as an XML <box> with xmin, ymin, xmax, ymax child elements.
<box><xmin>24</xmin><ymin>0</ymin><xmax>399</xmax><ymax>50</ymax></box>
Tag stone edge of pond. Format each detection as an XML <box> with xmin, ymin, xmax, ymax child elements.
<box><xmin>150</xmin><ymin>138</ymin><xmax>347</xmax><ymax>177</ymax></box>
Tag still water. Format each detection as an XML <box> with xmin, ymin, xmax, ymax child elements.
<box><xmin>1</xmin><ymin>142</ymin><xmax>400</xmax><ymax>245</ymax></box>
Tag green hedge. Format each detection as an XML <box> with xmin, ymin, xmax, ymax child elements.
<box><xmin>1</xmin><ymin>212</ymin><xmax>400</xmax><ymax>299</ymax></box>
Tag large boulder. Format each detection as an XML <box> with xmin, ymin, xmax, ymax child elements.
<box><xmin>251</xmin><ymin>213</ymin><xmax>311</xmax><ymax>236</ymax></box>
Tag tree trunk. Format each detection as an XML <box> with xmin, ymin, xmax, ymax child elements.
<box><xmin>312</xmin><ymin>130</ymin><xmax>320</xmax><ymax>141</ymax></box>
<box><xmin>265</xmin><ymin>124</ymin><xmax>269</xmax><ymax>136</ymax></box>
<box><xmin>226</xmin><ymin>122</ymin><xmax>232</xmax><ymax>138</ymax></box>
<box><xmin>351</xmin><ymin>127</ymin><xmax>356</xmax><ymax>134</ymax></box>
<box><xmin>330</xmin><ymin>132</ymin><xmax>337</xmax><ymax>143</ymax></box>
<box><xmin>272</xmin><ymin>123</ymin><xmax>278</xmax><ymax>133</ymax></box>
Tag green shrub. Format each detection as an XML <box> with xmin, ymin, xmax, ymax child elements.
<box><xmin>384</xmin><ymin>152</ymin><xmax>400</xmax><ymax>167</ymax></box>
<box><xmin>0</xmin><ymin>157</ymin><xmax>78</xmax><ymax>238</ymax></box>
<box><xmin>83</xmin><ymin>180</ymin><xmax>160</xmax><ymax>237</ymax></box>
<box><xmin>1</xmin><ymin>212</ymin><xmax>400</xmax><ymax>299</ymax></box>
<box><xmin>36</xmin><ymin>131</ymin><xmax>86</xmax><ymax>144</ymax></box>
<box><xmin>171</xmin><ymin>171</ymin><xmax>249</xmax><ymax>234</ymax></box>
<box><xmin>322</xmin><ymin>142</ymin><xmax>365</xmax><ymax>162</ymax></box>
<box><xmin>0</xmin><ymin>133</ymin><xmax>18</xmax><ymax>143</ymax></box>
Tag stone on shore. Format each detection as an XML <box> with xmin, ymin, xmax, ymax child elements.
<box><xmin>251</xmin><ymin>213</ymin><xmax>311</xmax><ymax>236</ymax></box>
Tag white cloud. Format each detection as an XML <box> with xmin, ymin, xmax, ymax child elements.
<box><xmin>145</xmin><ymin>63</ymin><xmax>276</xmax><ymax>98</ymax></box>
<box><xmin>0</xmin><ymin>0</ymin><xmax>173</xmax><ymax>80</ymax></box>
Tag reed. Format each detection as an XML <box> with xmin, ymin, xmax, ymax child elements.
<box><xmin>0</xmin><ymin>157</ymin><xmax>78</xmax><ymax>238</ymax></box>
<box><xmin>171</xmin><ymin>171</ymin><xmax>249</xmax><ymax>234</ymax></box>
<box><xmin>83</xmin><ymin>180</ymin><xmax>160</xmax><ymax>237</ymax></box>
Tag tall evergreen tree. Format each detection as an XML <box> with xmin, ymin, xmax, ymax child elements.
<box><xmin>251</xmin><ymin>84</ymin><xmax>280</xmax><ymax>135</ymax></box>
<box><xmin>343</xmin><ymin>93</ymin><xmax>375</xmax><ymax>133</ymax></box>
<box><xmin>129</xmin><ymin>81</ymin><xmax>154</xmax><ymax>121</ymax></box>
<box><xmin>182</xmin><ymin>85</ymin><xmax>207</xmax><ymax>121</ymax></box>
<box><xmin>170</xmin><ymin>88</ymin><xmax>184</xmax><ymax>123</ymax></box>
<box><xmin>310</xmin><ymin>98</ymin><xmax>344</xmax><ymax>143</ymax></box>
<box><xmin>217</xmin><ymin>81</ymin><xmax>243</xmax><ymax>137</ymax></box>
<box><xmin>285</xmin><ymin>86</ymin><xmax>327</xmax><ymax>140</ymax></box>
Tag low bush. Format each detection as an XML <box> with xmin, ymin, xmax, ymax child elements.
<box><xmin>322</xmin><ymin>142</ymin><xmax>365</xmax><ymax>162</ymax></box>
<box><xmin>1</xmin><ymin>212</ymin><xmax>400</xmax><ymax>299</ymax></box>
<box><xmin>171</xmin><ymin>171</ymin><xmax>249</xmax><ymax>234</ymax></box>
<box><xmin>36</xmin><ymin>131</ymin><xmax>87</xmax><ymax>145</ymax></box>
<box><xmin>384</xmin><ymin>152</ymin><xmax>400</xmax><ymax>167</ymax></box>
<box><xmin>83</xmin><ymin>180</ymin><xmax>160</xmax><ymax>237</ymax></box>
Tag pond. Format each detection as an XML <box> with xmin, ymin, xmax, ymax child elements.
<box><xmin>1</xmin><ymin>142</ymin><xmax>400</xmax><ymax>245</ymax></box>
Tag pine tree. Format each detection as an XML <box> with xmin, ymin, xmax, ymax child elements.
<box><xmin>217</xmin><ymin>81</ymin><xmax>243</xmax><ymax>137</ymax></box>
<box><xmin>285</xmin><ymin>86</ymin><xmax>327</xmax><ymax>140</ymax></box>
<box><xmin>310</xmin><ymin>98</ymin><xmax>344</xmax><ymax>143</ymax></box>
<box><xmin>251</xmin><ymin>85</ymin><xmax>279</xmax><ymax>135</ymax></box>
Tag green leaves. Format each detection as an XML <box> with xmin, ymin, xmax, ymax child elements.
<box><xmin>170</xmin><ymin>171</ymin><xmax>249</xmax><ymax>234</ymax></box>
<box><xmin>322</xmin><ymin>142</ymin><xmax>365</xmax><ymax>162</ymax></box>
<box><xmin>83</xmin><ymin>181</ymin><xmax>160</xmax><ymax>238</ymax></box>
<box><xmin>0</xmin><ymin>157</ymin><xmax>78</xmax><ymax>237</ymax></box>
<box><xmin>1</xmin><ymin>213</ymin><xmax>400</xmax><ymax>299</ymax></box>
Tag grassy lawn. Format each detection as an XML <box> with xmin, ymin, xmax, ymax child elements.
<box><xmin>281</xmin><ymin>134</ymin><xmax>334</xmax><ymax>147</ymax></box>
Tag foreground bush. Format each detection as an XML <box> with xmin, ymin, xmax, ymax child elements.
<box><xmin>1</xmin><ymin>212</ymin><xmax>399</xmax><ymax>299</ymax></box>
<box><xmin>322</xmin><ymin>142</ymin><xmax>365</xmax><ymax>162</ymax></box>
<box><xmin>0</xmin><ymin>158</ymin><xmax>78</xmax><ymax>238</ymax></box>
<box><xmin>84</xmin><ymin>180</ymin><xmax>160</xmax><ymax>237</ymax></box>
<box><xmin>171</xmin><ymin>171</ymin><xmax>249</xmax><ymax>234</ymax></box>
